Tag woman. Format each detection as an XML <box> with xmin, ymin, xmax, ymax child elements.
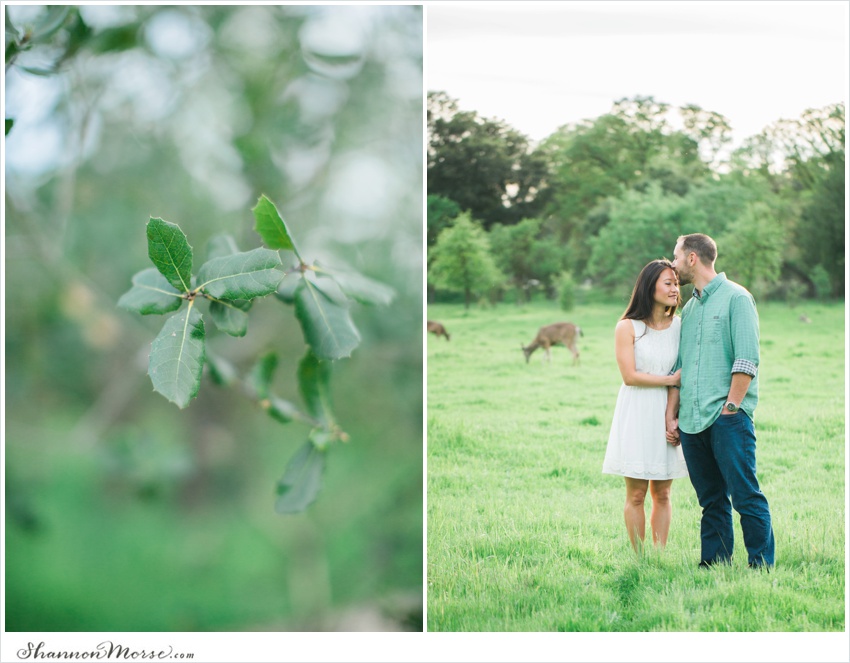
<box><xmin>602</xmin><ymin>259</ymin><xmax>688</xmax><ymax>552</ymax></box>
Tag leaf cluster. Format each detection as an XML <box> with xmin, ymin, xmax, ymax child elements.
<box><xmin>118</xmin><ymin>195</ymin><xmax>393</xmax><ymax>513</ymax></box>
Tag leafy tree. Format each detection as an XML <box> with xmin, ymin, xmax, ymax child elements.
<box><xmin>539</xmin><ymin>113</ymin><xmax>639</xmax><ymax>243</ymax></box>
<box><xmin>539</xmin><ymin>96</ymin><xmax>711</xmax><ymax>275</ymax></box>
<box><xmin>680</xmin><ymin>178</ymin><xmax>772</xmax><ymax>239</ymax></box>
<box><xmin>586</xmin><ymin>183</ymin><xmax>701</xmax><ymax>291</ymax></box>
<box><xmin>768</xmin><ymin>103</ymin><xmax>844</xmax><ymax>182</ymax></box>
<box><xmin>610</xmin><ymin>95</ymin><xmax>673</xmax><ymax>170</ymax></box>
<box><xmin>796</xmin><ymin>153</ymin><xmax>845</xmax><ymax>297</ymax></box>
<box><xmin>679</xmin><ymin>104</ymin><xmax>734</xmax><ymax>169</ymax></box>
<box><xmin>427</xmin><ymin>194</ymin><xmax>460</xmax><ymax>249</ymax></box>
<box><xmin>428</xmin><ymin>212</ymin><xmax>503</xmax><ymax>308</ymax></box>
<box><xmin>641</xmin><ymin>131</ymin><xmax>708</xmax><ymax>197</ymax></box>
<box><xmin>729</xmin><ymin>104</ymin><xmax>845</xmax><ymax>298</ymax></box>
<box><xmin>809</xmin><ymin>264</ymin><xmax>833</xmax><ymax>300</ymax></box>
<box><xmin>716</xmin><ymin>202</ymin><xmax>786</xmax><ymax>298</ymax></box>
<box><xmin>785</xmin><ymin>104</ymin><xmax>846</xmax><ymax>297</ymax></box>
<box><xmin>728</xmin><ymin>131</ymin><xmax>780</xmax><ymax>186</ymax></box>
<box><xmin>556</xmin><ymin>271</ymin><xmax>577</xmax><ymax>312</ymax></box>
<box><xmin>489</xmin><ymin>218</ymin><xmax>566</xmax><ymax>303</ymax></box>
<box><xmin>427</xmin><ymin>91</ymin><xmax>544</xmax><ymax>227</ymax></box>
<box><xmin>607</xmin><ymin>97</ymin><xmax>709</xmax><ymax>196</ymax></box>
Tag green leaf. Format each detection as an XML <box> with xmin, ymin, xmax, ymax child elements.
<box><xmin>204</xmin><ymin>235</ymin><xmax>253</xmax><ymax>334</ymax></box>
<box><xmin>323</xmin><ymin>268</ymin><xmax>396</xmax><ymax>306</ymax></box>
<box><xmin>18</xmin><ymin>65</ymin><xmax>60</xmax><ymax>76</ymax></box>
<box><xmin>264</xmin><ymin>395</ymin><xmax>302</xmax><ymax>425</ymax></box>
<box><xmin>208</xmin><ymin>298</ymin><xmax>251</xmax><ymax>336</ymax></box>
<box><xmin>310</xmin><ymin>274</ymin><xmax>348</xmax><ymax>305</ymax></box>
<box><xmin>275</xmin><ymin>441</ymin><xmax>325</xmax><ymax>514</ymax></box>
<box><xmin>275</xmin><ymin>271</ymin><xmax>302</xmax><ymax>304</ymax></box>
<box><xmin>252</xmin><ymin>194</ymin><xmax>299</xmax><ymax>256</ymax></box>
<box><xmin>206</xmin><ymin>233</ymin><xmax>240</xmax><ymax>260</ymax></box>
<box><xmin>294</xmin><ymin>278</ymin><xmax>361</xmax><ymax>360</ymax></box>
<box><xmin>297</xmin><ymin>351</ymin><xmax>333</xmax><ymax>426</ymax></box>
<box><xmin>147</xmin><ymin>217</ymin><xmax>193</xmax><ymax>293</ymax></box>
<box><xmin>148</xmin><ymin>304</ymin><xmax>205</xmax><ymax>409</ymax></box>
<box><xmin>118</xmin><ymin>268</ymin><xmax>184</xmax><ymax>315</ymax></box>
<box><xmin>205</xmin><ymin>351</ymin><xmax>238</xmax><ymax>387</ymax></box>
<box><xmin>5</xmin><ymin>119</ymin><xmax>13</xmax><ymax>136</ymax></box>
<box><xmin>86</xmin><ymin>24</ymin><xmax>139</xmax><ymax>54</ymax></box>
<box><xmin>249</xmin><ymin>351</ymin><xmax>278</xmax><ymax>399</ymax></box>
<box><xmin>196</xmin><ymin>248</ymin><xmax>283</xmax><ymax>300</ymax></box>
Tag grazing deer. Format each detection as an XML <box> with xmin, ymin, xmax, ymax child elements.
<box><xmin>522</xmin><ymin>322</ymin><xmax>582</xmax><ymax>365</ymax></box>
<box><xmin>427</xmin><ymin>320</ymin><xmax>450</xmax><ymax>341</ymax></box>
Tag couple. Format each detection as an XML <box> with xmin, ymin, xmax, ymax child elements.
<box><xmin>602</xmin><ymin>233</ymin><xmax>775</xmax><ymax>569</ymax></box>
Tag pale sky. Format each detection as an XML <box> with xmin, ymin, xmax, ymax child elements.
<box><xmin>427</xmin><ymin>1</ymin><xmax>849</xmax><ymax>147</ymax></box>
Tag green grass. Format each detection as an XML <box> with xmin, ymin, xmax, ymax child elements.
<box><xmin>426</xmin><ymin>300</ymin><xmax>845</xmax><ymax>631</ymax></box>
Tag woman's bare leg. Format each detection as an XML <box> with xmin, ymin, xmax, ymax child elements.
<box><xmin>649</xmin><ymin>479</ymin><xmax>673</xmax><ymax>547</ymax></box>
<box><xmin>624</xmin><ymin>477</ymin><xmax>649</xmax><ymax>552</ymax></box>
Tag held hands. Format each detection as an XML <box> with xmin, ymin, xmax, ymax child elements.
<box><xmin>665</xmin><ymin>417</ymin><xmax>680</xmax><ymax>447</ymax></box>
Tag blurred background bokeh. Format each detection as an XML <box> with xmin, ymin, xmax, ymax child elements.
<box><xmin>4</xmin><ymin>4</ymin><xmax>423</xmax><ymax>632</ymax></box>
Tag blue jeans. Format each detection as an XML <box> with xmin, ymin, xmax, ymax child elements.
<box><xmin>679</xmin><ymin>412</ymin><xmax>775</xmax><ymax>567</ymax></box>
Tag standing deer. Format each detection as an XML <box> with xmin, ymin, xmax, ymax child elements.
<box><xmin>522</xmin><ymin>322</ymin><xmax>582</xmax><ymax>365</ymax></box>
<box><xmin>427</xmin><ymin>320</ymin><xmax>450</xmax><ymax>341</ymax></box>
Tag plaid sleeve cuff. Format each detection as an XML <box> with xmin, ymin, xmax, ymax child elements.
<box><xmin>732</xmin><ymin>359</ymin><xmax>758</xmax><ymax>377</ymax></box>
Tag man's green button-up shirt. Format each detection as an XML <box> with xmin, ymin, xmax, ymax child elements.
<box><xmin>674</xmin><ymin>272</ymin><xmax>760</xmax><ymax>434</ymax></box>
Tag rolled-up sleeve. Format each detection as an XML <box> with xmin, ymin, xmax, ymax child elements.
<box><xmin>730</xmin><ymin>294</ymin><xmax>760</xmax><ymax>376</ymax></box>
<box><xmin>732</xmin><ymin>358</ymin><xmax>758</xmax><ymax>377</ymax></box>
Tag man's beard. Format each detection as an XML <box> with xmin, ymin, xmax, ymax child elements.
<box><xmin>675</xmin><ymin>268</ymin><xmax>692</xmax><ymax>285</ymax></box>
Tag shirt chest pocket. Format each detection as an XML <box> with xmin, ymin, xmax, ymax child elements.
<box><xmin>709</xmin><ymin>314</ymin><xmax>727</xmax><ymax>343</ymax></box>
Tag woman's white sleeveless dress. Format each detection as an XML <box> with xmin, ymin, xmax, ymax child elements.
<box><xmin>602</xmin><ymin>317</ymin><xmax>688</xmax><ymax>479</ymax></box>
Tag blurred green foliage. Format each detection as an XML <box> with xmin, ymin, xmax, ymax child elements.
<box><xmin>5</xmin><ymin>5</ymin><xmax>423</xmax><ymax>632</ymax></box>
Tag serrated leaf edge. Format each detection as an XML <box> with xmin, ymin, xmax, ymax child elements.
<box><xmin>148</xmin><ymin>301</ymin><xmax>205</xmax><ymax>408</ymax></box>
<box><xmin>195</xmin><ymin>249</ymin><xmax>283</xmax><ymax>295</ymax></box>
<box><xmin>297</xmin><ymin>279</ymin><xmax>360</xmax><ymax>359</ymax></box>
<box><xmin>252</xmin><ymin>194</ymin><xmax>300</xmax><ymax>258</ymax></box>
<box><xmin>147</xmin><ymin>217</ymin><xmax>193</xmax><ymax>293</ymax></box>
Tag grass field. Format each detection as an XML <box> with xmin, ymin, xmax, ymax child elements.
<box><xmin>426</xmin><ymin>298</ymin><xmax>845</xmax><ymax>632</ymax></box>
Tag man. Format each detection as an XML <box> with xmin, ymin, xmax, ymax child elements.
<box><xmin>666</xmin><ymin>233</ymin><xmax>775</xmax><ymax>569</ymax></box>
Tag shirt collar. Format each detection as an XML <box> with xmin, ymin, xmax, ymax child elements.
<box><xmin>693</xmin><ymin>272</ymin><xmax>726</xmax><ymax>300</ymax></box>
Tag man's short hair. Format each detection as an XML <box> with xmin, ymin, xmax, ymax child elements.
<box><xmin>679</xmin><ymin>233</ymin><xmax>717</xmax><ymax>266</ymax></box>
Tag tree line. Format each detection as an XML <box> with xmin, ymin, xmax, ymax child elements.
<box><xmin>427</xmin><ymin>92</ymin><xmax>844</xmax><ymax>308</ymax></box>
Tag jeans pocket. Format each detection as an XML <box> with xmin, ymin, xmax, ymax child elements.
<box><xmin>717</xmin><ymin>411</ymin><xmax>743</xmax><ymax>428</ymax></box>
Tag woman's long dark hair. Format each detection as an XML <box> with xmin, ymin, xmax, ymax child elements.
<box><xmin>621</xmin><ymin>259</ymin><xmax>680</xmax><ymax>322</ymax></box>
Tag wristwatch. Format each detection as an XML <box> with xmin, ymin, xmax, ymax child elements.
<box><xmin>724</xmin><ymin>401</ymin><xmax>739</xmax><ymax>413</ymax></box>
